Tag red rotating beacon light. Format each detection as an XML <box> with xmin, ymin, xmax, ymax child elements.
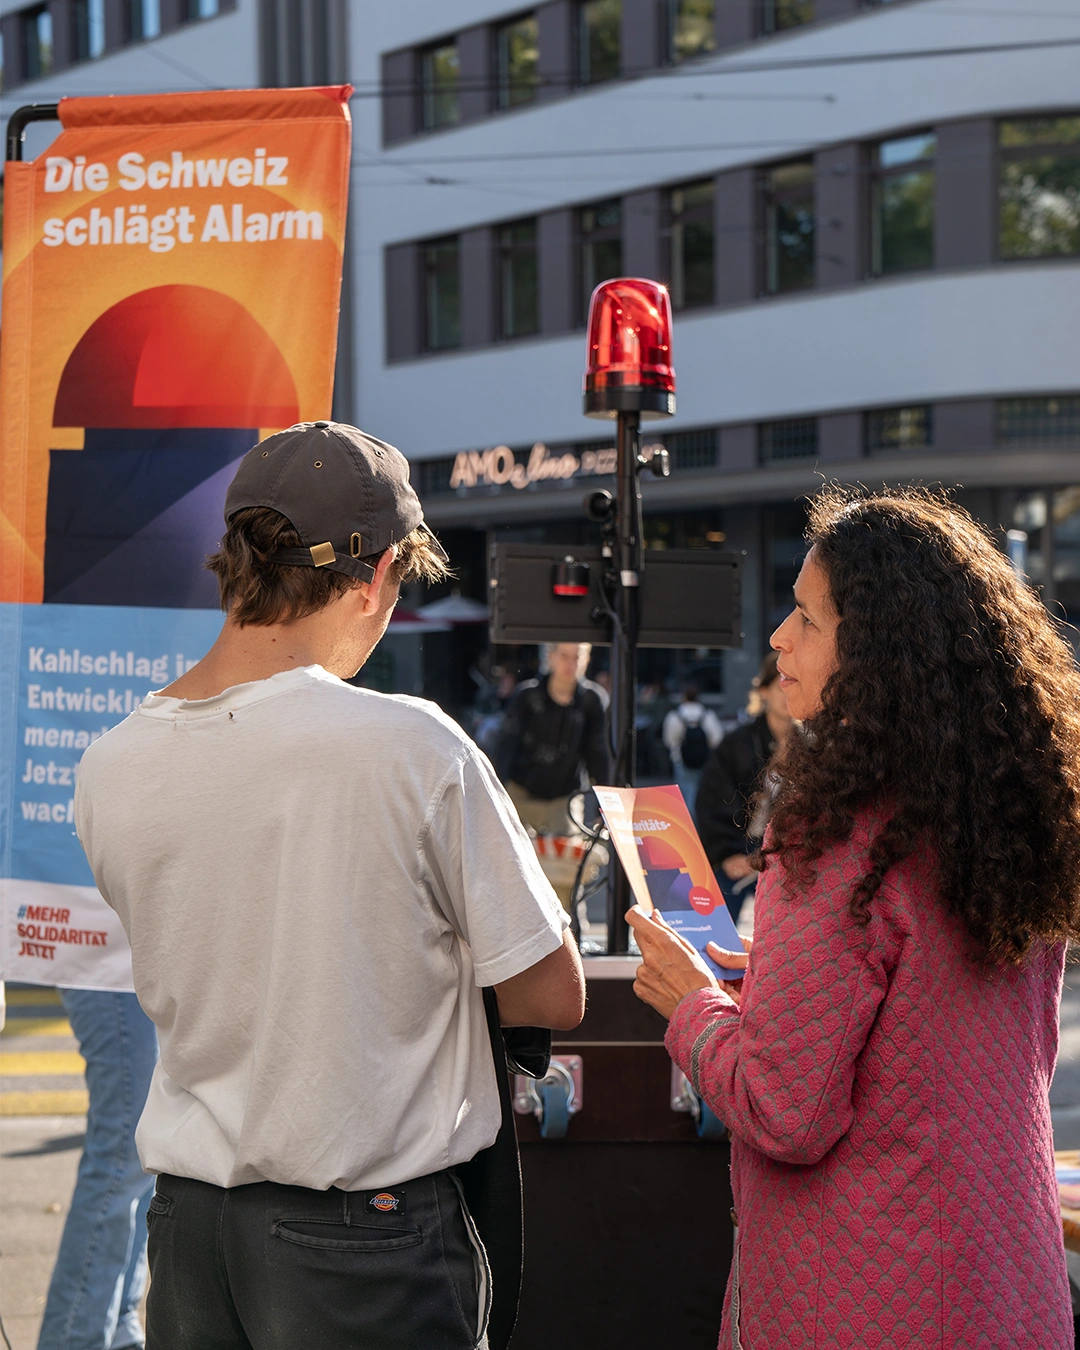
<box><xmin>583</xmin><ymin>278</ymin><xmax>675</xmax><ymax>420</ymax></box>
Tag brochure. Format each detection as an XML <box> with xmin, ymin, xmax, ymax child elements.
<box><xmin>594</xmin><ymin>784</ymin><xmax>745</xmax><ymax>980</ymax></box>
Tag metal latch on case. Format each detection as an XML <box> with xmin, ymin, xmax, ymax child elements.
<box><xmin>513</xmin><ymin>1055</ymin><xmax>583</xmax><ymax>1140</ymax></box>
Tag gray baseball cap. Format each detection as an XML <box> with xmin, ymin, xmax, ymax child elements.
<box><xmin>225</xmin><ymin>421</ymin><xmax>446</xmax><ymax>584</ymax></box>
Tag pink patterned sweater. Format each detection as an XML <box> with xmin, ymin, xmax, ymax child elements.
<box><xmin>665</xmin><ymin>814</ymin><xmax>1071</xmax><ymax>1349</ymax></box>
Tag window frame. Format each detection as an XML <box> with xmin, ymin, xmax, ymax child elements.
<box><xmin>996</xmin><ymin>395</ymin><xmax>1080</xmax><ymax>447</ymax></box>
<box><xmin>497</xmin><ymin>217</ymin><xmax>541</xmax><ymax>340</ymax></box>
<box><xmin>419</xmin><ymin>36</ymin><xmax>461</xmax><ymax>133</ymax></box>
<box><xmin>997</xmin><ymin>113</ymin><xmax>1080</xmax><ymax>263</ymax></box>
<box><xmin>868</xmin><ymin>129</ymin><xmax>937</xmax><ymax>277</ymax></box>
<box><xmin>664</xmin><ymin>178</ymin><xmax>716</xmax><ymax>311</ymax></box>
<box><xmin>864</xmin><ymin>405</ymin><xmax>934</xmax><ymax>455</ymax></box>
<box><xmin>422</xmin><ymin>234</ymin><xmax>463</xmax><ymax>353</ymax></box>
<box><xmin>577</xmin><ymin>198</ymin><xmax>624</xmax><ymax>326</ymax></box>
<box><xmin>665</xmin><ymin>0</ymin><xmax>716</xmax><ymax>65</ymax></box>
<box><xmin>495</xmin><ymin>11</ymin><xmax>540</xmax><ymax>111</ymax></box>
<box><xmin>759</xmin><ymin>157</ymin><xmax>815</xmax><ymax>296</ymax></box>
<box><xmin>758</xmin><ymin>417</ymin><xmax>819</xmax><ymax>463</ymax></box>
<box><xmin>576</xmin><ymin>0</ymin><xmax>621</xmax><ymax>88</ymax></box>
<box><xmin>125</xmin><ymin>0</ymin><xmax>162</xmax><ymax>43</ymax></box>
<box><xmin>760</xmin><ymin>0</ymin><xmax>814</xmax><ymax>36</ymax></box>
<box><xmin>21</xmin><ymin>4</ymin><xmax>53</xmax><ymax>80</ymax></box>
<box><xmin>70</xmin><ymin>0</ymin><xmax>106</xmax><ymax>62</ymax></box>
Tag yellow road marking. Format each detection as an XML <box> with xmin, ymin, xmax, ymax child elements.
<box><xmin>0</xmin><ymin>1089</ymin><xmax>89</xmax><ymax>1116</ymax></box>
<box><xmin>4</xmin><ymin>988</ymin><xmax>62</xmax><ymax>1006</ymax></box>
<box><xmin>1</xmin><ymin>1017</ymin><xmax>74</xmax><ymax>1037</ymax></box>
<box><xmin>0</xmin><ymin>1050</ymin><xmax>85</xmax><ymax>1075</ymax></box>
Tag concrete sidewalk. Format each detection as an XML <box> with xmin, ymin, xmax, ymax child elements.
<box><xmin>0</xmin><ymin>1116</ymin><xmax>83</xmax><ymax>1350</ymax></box>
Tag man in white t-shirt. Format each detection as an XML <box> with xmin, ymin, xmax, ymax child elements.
<box><xmin>75</xmin><ymin>421</ymin><xmax>584</xmax><ymax>1350</ymax></box>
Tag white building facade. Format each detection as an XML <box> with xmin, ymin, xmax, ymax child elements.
<box><xmin>4</xmin><ymin>0</ymin><xmax>1079</xmax><ymax>708</ymax></box>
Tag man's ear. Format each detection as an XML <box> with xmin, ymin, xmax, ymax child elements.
<box><xmin>358</xmin><ymin>545</ymin><xmax>399</xmax><ymax>617</ymax></box>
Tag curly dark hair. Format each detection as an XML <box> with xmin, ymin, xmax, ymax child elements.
<box><xmin>758</xmin><ymin>485</ymin><xmax>1080</xmax><ymax>966</ymax></box>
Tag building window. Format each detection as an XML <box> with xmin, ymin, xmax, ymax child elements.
<box><xmin>423</xmin><ymin>236</ymin><xmax>461</xmax><ymax>351</ymax></box>
<box><xmin>498</xmin><ymin>219</ymin><xmax>539</xmax><ymax>339</ymax></box>
<box><xmin>761</xmin><ymin>0</ymin><xmax>813</xmax><ymax>34</ymax></box>
<box><xmin>188</xmin><ymin>0</ymin><xmax>221</xmax><ymax>15</ymax></box>
<box><xmin>496</xmin><ymin>13</ymin><xmax>539</xmax><ymax>109</ymax></box>
<box><xmin>666</xmin><ymin>180</ymin><xmax>714</xmax><ymax>310</ymax></box>
<box><xmin>760</xmin><ymin>158</ymin><xmax>814</xmax><ymax>294</ymax></box>
<box><xmin>865</xmin><ymin>405</ymin><xmax>933</xmax><ymax>453</ymax></box>
<box><xmin>870</xmin><ymin>131</ymin><xmax>935</xmax><ymax>275</ymax></box>
<box><xmin>667</xmin><ymin>0</ymin><xmax>715</xmax><ymax>63</ymax></box>
<box><xmin>22</xmin><ymin>5</ymin><xmax>53</xmax><ymax>79</ymax></box>
<box><xmin>420</xmin><ymin>40</ymin><xmax>460</xmax><ymax>131</ymax></box>
<box><xmin>663</xmin><ymin>427</ymin><xmax>719</xmax><ymax>470</ymax></box>
<box><xmin>759</xmin><ymin>418</ymin><xmax>818</xmax><ymax>462</ymax></box>
<box><xmin>578</xmin><ymin>199</ymin><xmax>623</xmax><ymax>323</ymax></box>
<box><xmin>998</xmin><ymin>115</ymin><xmax>1080</xmax><ymax>260</ymax></box>
<box><xmin>996</xmin><ymin>396</ymin><xmax>1080</xmax><ymax>446</ymax></box>
<box><xmin>72</xmin><ymin>0</ymin><xmax>106</xmax><ymax>61</ymax></box>
<box><xmin>577</xmin><ymin>0</ymin><xmax>620</xmax><ymax>87</ymax></box>
<box><xmin>127</xmin><ymin>0</ymin><xmax>161</xmax><ymax>41</ymax></box>
<box><xmin>416</xmin><ymin>456</ymin><xmax>460</xmax><ymax>497</ymax></box>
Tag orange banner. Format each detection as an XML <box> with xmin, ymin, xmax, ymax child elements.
<box><xmin>0</xmin><ymin>87</ymin><xmax>351</xmax><ymax>988</ymax></box>
<box><xmin>1</xmin><ymin>85</ymin><xmax>352</xmax><ymax>606</ymax></box>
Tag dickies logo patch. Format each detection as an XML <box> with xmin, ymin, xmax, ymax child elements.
<box><xmin>366</xmin><ymin>1190</ymin><xmax>405</xmax><ymax>1214</ymax></box>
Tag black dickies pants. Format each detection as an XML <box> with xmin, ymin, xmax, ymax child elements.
<box><xmin>145</xmin><ymin>1169</ymin><xmax>490</xmax><ymax>1350</ymax></box>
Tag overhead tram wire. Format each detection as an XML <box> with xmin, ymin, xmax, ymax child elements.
<box><xmin>349</xmin><ymin>137</ymin><xmax>1031</xmax><ymax>173</ymax></box>
<box><xmin>345</xmin><ymin>31</ymin><xmax>1080</xmax><ymax>177</ymax></box>
<box><xmin>6</xmin><ymin>33</ymin><xmax>1074</xmax><ymax>120</ymax></box>
<box><xmin>347</xmin><ymin>32</ymin><xmax>1080</xmax><ymax>100</ymax></box>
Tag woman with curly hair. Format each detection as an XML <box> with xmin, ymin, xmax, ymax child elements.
<box><xmin>629</xmin><ymin>486</ymin><xmax>1080</xmax><ymax>1349</ymax></box>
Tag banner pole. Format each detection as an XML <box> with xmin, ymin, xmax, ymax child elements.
<box><xmin>5</xmin><ymin>105</ymin><xmax>60</xmax><ymax>163</ymax></box>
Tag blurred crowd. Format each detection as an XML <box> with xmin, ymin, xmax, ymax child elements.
<box><xmin>472</xmin><ymin>642</ymin><xmax>792</xmax><ymax>926</ymax></box>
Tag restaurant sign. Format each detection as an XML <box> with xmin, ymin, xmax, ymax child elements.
<box><xmin>448</xmin><ymin>440</ymin><xmax>662</xmax><ymax>492</ymax></box>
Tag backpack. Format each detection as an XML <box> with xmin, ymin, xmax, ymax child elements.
<box><xmin>679</xmin><ymin>714</ymin><xmax>710</xmax><ymax>769</ymax></box>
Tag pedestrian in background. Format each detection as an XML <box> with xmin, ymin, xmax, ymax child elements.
<box><xmin>695</xmin><ymin>650</ymin><xmax>793</xmax><ymax>924</ymax></box>
<box><xmin>37</xmin><ymin>990</ymin><xmax>157</xmax><ymax>1350</ymax></box>
<box><xmin>661</xmin><ymin>683</ymin><xmax>722</xmax><ymax>814</ymax></box>
<box><xmin>630</xmin><ymin>486</ymin><xmax>1079</xmax><ymax>1349</ymax></box>
<box><xmin>73</xmin><ymin>423</ymin><xmax>584</xmax><ymax>1350</ymax></box>
<box><xmin>496</xmin><ymin>642</ymin><xmax>611</xmax><ymax>842</ymax></box>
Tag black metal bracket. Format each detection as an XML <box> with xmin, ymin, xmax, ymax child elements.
<box><xmin>6</xmin><ymin>104</ymin><xmax>61</xmax><ymax>163</ymax></box>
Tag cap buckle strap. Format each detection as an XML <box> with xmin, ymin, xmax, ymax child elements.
<box><xmin>269</xmin><ymin>547</ymin><xmax>377</xmax><ymax>585</ymax></box>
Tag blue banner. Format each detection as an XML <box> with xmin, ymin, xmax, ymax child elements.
<box><xmin>1</xmin><ymin>602</ymin><xmax>222</xmax><ymax>886</ymax></box>
<box><xmin>0</xmin><ymin>603</ymin><xmax>223</xmax><ymax>987</ymax></box>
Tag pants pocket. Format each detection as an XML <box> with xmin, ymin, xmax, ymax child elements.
<box><xmin>450</xmin><ymin>1174</ymin><xmax>492</xmax><ymax>1349</ymax></box>
<box><xmin>146</xmin><ymin>1189</ymin><xmax>173</xmax><ymax>1232</ymax></box>
<box><xmin>272</xmin><ymin>1219</ymin><xmax>422</xmax><ymax>1253</ymax></box>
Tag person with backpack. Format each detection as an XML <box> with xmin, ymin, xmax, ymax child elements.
<box><xmin>662</xmin><ymin>683</ymin><xmax>723</xmax><ymax>813</ymax></box>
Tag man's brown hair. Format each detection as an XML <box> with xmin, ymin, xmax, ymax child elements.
<box><xmin>207</xmin><ymin>507</ymin><xmax>450</xmax><ymax>627</ymax></box>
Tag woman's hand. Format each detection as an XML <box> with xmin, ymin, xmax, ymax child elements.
<box><xmin>626</xmin><ymin>906</ymin><xmax>736</xmax><ymax>1021</ymax></box>
<box><xmin>721</xmin><ymin>854</ymin><xmax>755</xmax><ymax>881</ymax></box>
<box><xmin>706</xmin><ymin>936</ymin><xmax>752</xmax><ymax>1006</ymax></box>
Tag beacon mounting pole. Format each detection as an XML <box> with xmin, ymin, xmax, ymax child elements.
<box><xmin>582</xmin><ymin>279</ymin><xmax>675</xmax><ymax>954</ymax></box>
